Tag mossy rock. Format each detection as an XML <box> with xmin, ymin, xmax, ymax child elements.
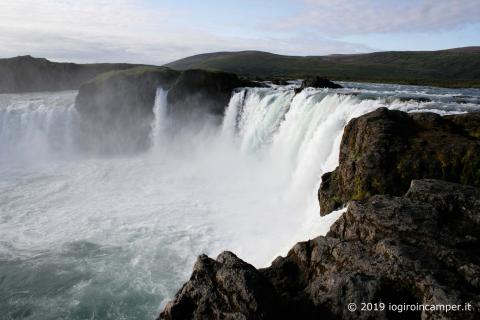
<box><xmin>319</xmin><ymin>108</ymin><xmax>480</xmax><ymax>215</ymax></box>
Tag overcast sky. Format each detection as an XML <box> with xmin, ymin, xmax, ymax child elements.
<box><xmin>0</xmin><ymin>0</ymin><xmax>479</xmax><ymax>65</ymax></box>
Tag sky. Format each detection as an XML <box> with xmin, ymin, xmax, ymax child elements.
<box><xmin>0</xmin><ymin>0</ymin><xmax>479</xmax><ymax>65</ymax></box>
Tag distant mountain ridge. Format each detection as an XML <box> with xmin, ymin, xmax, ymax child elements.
<box><xmin>1</xmin><ymin>47</ymin><xmax>479</xmax><ymax>93</ymax></box>
<box><xmin>165</xmin><ymin>47</ymin><xmax>480</xmax><ymax>88</ymax></box>
<box><xmin>0</xmin><ymin>55</ymin><xmax>142</xmax><ymax>93</ymax></box>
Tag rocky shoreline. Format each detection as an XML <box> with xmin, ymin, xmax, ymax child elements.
<box><xmin>160</xmin><ymin>108</ymin><xmax>480</xmax><ymax>320</ymax></box>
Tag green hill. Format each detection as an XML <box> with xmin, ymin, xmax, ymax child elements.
<box><xmin>0</xmin><ymin>55</ymin><xmax>143</xmax><ymax>93</ymax></box>
<box><xmin>165</xmin><ymin>47</ymin><xmax>480</xmax><ymax>88</ymax></box>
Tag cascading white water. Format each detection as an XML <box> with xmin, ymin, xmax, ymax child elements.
<box><xmin>150</xmin><ymin>88</ymin><xmax>169</xmax><ymax>147</ymax></box>
<box><xmin>0</xmin><ymin>91</ymin><xmax>79</xmax><ymax>161</ymax></box>
<box><xmin>0</xmin><ymin>82</ymin><xmax>479</xmax><ymax>319</ymax></box>
<box><xmin>223</xmin><ymin>88</ymin><xmax>295</xmax><ymax>153</ymax></box>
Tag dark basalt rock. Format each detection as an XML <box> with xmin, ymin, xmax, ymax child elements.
<box><xmin>295</xmin><ymin>76</ymin><xmax>342</xmax><ymax>93</ymax></box>
<box><xmin>161</xmin><ymin>179</ymin><xmax>480</xmax><ymax>319</ymax></box>
<box><xmin>0</xmin><ymin>55</ymin><xmax>136</xmax><ymax>93</ymax></box>
<box><xmin>319</xmin><ymin>108</ymin><xmax>480</xmax><ymax>215</ymax></box>
<box><xmin>160</xmin><ymin>252</ymin><xmax>281</xmax><ymax>320</ymax></box>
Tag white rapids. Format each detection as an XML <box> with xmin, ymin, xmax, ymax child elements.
<box><xmin>0</xmin><ymin>82</ymin><xmax>479</xmax><ymax>319</ymax></box>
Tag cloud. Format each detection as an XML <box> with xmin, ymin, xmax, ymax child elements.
<box><xmin>5</xmin><ymin>0</ymin><xmax>473</xmax><ymax>64</ymax></box>
<box><xmin>283</xmin><ymin>0</ymin><xmax>480</xmax><ymax>35</ymax></box>
<box><xmin>0</xmin><ymin>0</ymin><xmax>373</xmax><ymax>64</ymax></box>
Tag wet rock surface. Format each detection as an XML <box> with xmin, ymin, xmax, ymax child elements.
<box><xmin>161</xmin><ymin>179</ymin><xmax>480</xmax><ymax>319</ymax></box>
<box><xmin>319</xmin><ymin>108</ymin><xmax>480</xmax><ymax>215</ymax></box>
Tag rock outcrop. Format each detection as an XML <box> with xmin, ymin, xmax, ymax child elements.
<box><xmin>161</xmin><ymin>179</ymin><xmax>480</xmax><ymax>320</ymax></box>
<box><xmin>295</xmin><ymin>76</ymin><xmax>342</xmax><ymax>93</ymax></box>
<box><xmin>0</xmin><ymin>55</ymin><xmax>136</xmax><ymax>93</ymax></box>
<box><xmin>319</xmin><ymin>108</ymin><xmax>480</xmax><ymax>215</ymax></box>
<box><xmin>160</xmin><ymin>252</ymin><xmax>281</xmax><ymax>320</ymax></box>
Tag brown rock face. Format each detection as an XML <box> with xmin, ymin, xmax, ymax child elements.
<box><xmin>160</xmin><ymin>179</ymin><xmax>480</xmax><ymax>320</ymax></box>
<box><xmin>319</xmin><ymin>108</ymin><xmax>480</xmax><ymax>215</ymax></box>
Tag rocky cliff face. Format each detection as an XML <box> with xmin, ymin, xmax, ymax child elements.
<box><xmin>319</xmin><ymin>108</ymin><xmax>480</xmax><ymax>215</ymax></box>
<box><xmin>0</xmin><ymin>55</ymin><xmax>136</xmax><ymax>93</ymax></box>
<box><xmin>160</xmin><ymin>109</ymin><xmax>480</xmax><ymax>320</ymax></box>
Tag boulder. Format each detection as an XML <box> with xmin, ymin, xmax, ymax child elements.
<box><xmin>319</xmin><ymin>108</ymin><xmax>480</xmax><ymax>215</ymax></box>
<box><xmin>160</xmin><ymin>179</ymin><xmax>480</xmax><ymax>319</ymax></box>
<box><xmin>160</xmin><ymin>252</ymin><xmax>280</xmax><ymax>320</ymax></box>
<box><xmin>271</xmin><ymin>79</ymin><xmax>289</xmax><ymax>86</ymax></box>
<box><xmin>295</xmin><ymin>76</ymin><xmax>342</xmax><ymax>93</ymax></box>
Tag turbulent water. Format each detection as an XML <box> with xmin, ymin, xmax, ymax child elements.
<box><xmin>1</xmin><ymin>82</ymin><xmax>479</xmax><ymax>319</ymax></box>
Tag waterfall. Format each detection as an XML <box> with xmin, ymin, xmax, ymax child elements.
<box><xmin>151</xmin><ymin>88</ymin><xmax>169</xmax><ymax>148</ymax></box>
<box><xmin>222</xmin><ymin>88</ymin><xmax>295</xmax><ymax>153</ymax></box>
<box><xmin>219</xmin><ymin>85</ymin><xmax>479</xmax><ymax>220</ymax></box>
<box><xmin>0</xmin><ymin>91</ymin><xmax>79</xmax><ymax>160</ymax></box>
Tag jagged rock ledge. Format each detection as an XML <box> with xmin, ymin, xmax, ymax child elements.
<box><xmin>160</xmin><ymin>109</ymin><xmax>480</xmax><ymax>320</ymax></box>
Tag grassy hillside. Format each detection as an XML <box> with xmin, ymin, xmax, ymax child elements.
<box><xmin>166</xmin><ymin>47</ymin><xmax>480</xmax><ymax>88</ymax></box>
<box><xmin>0</xmin><ymin>55</ymin><xmax>144</xmax><ymax>93</ymax></box>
